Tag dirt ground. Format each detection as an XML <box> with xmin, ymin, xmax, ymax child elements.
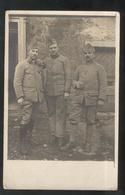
<box><xmin>8</xmin><ymin>104</ymin><xmax>114</xmax><ymax>161</ymax></box>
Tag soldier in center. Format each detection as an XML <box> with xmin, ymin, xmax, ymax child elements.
<box><xmin>44</xmin><ymin>39</ymin><xmax>72</xmax><ymax>148</ymax></box>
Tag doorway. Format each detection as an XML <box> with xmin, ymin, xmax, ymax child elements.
<box><xmin>9</xmin><ymin>22</ymin><xmax>18</xmax><ymax>103</ymax></box>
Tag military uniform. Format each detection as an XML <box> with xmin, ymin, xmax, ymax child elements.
<box><xmin>44</xmin><ymin>54</ymin><xmax>71</xmax><ymax>140</ymax></box>
<box><xmin>14</xmin><ymin>58</ymin><xmax>45</xmax><ymax>153</ymax></box>
<box><xmin>69</xmin><ymin>61</ymin><xmax>107</xmax><ymax>153</ymax></box>
<box><xmin>14</xmin><ymin>59</ymin><xmax>45</xmax><ymax>123</ymax></box>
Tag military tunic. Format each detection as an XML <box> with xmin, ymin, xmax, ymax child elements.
<box><xmin>44</xmin><ymin>54</ymin><xmax>71</xmax><ymax>137</ymax></box>
<box><xmin>69</xmin><ymin>61</ymin><xmax>107</xmax><ymax>124</ymax></box>
<box><xmin>45</xmin><ymin>54</ymin><xmax>71</xmax><ymax>96</ymax></box>
<box><xmin>14</xmin><ymin>59</ymin><xmax>45</xmax><ymax>125</ymax></box>
<box><xmin>69</xmin><ymin>61</ymin><xmax>107</xmax><ymax>152</ymax></box>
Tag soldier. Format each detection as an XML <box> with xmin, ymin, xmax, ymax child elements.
<box><xmin>62</xmin><ymin>43</ymin><xmax>107</xmax><ymax>155</ymax></box>
<box><xmin>13</xmin><ymin>48</ymin><xmax>45</xmax><ymax>155</ymax></box>
<box><xmin>44</xmin><ymin>39</ymin><xmax>72</xmax><ymax>148</ymax></box>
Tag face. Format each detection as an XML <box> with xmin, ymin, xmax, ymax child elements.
<box><xmin>84</xmin><ymin>50</ymin><xmax>95</xmax><ymax>63</ymax></box>
<box><xmin>29</xmin><ymin>48</ymin><xmax>39</xmax><ymax>60</ymax></box>
<box><xmin>49</xmin><ymin>43</ymin><xmax>59</xmax><ymax>56</ymax></box>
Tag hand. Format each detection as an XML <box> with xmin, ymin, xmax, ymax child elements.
<box><xmin>17</xmin><ymin>97</ymin><xmax>24</xmax><ymax>105</ymax></box>
<box><xmin>98</xmin><ymin>100</ymin><xmax>104</xmax><ymax>106</ymax></box>
<box><xmin>72</xmin><ymin>81</ymin><xmax>84</xmax><ymax>89</ymax></box>
<box><xmin>36</xmin><ymin>59</ymin><xmax>45</xmax><ymax>68</ymax></box>
<box><xmin>72</xmin><ymin>81</ymin><xmax>77</xmax><ymax>89</ymax></box>
<box><xmin>76</xmin><ymin>81</ymin><xmax>84</xmax><ymax>89</ymax></box>
<box><xmin>64</xmin><ymin>92</ymin><xmax>70</xmax><ymax>99</ymax></box>
<box><xmin>36</xmin><ymin>59</ymin><xmax>41</xmax><ymax>65</ymax></box>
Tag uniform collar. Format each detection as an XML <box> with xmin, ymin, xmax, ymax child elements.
<box><xmin>50</xmin><ymin>53</ymin><xmax>59</xmax><ymax>59</ymax></box>
<box><xmin>27</xmin><ymin>57</ymin><xmax>37</xmax><ymax>64</ymax></box>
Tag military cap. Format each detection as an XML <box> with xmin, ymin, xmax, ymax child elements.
<box><xmin>84</xmin><ymin>43</ymin><xmax>95</xmax><ymax>53</ymax></box>
<box><xmin>48</xmin><ymin>38</ymin><xmax>57</xmax><ymax>46</ymax></box>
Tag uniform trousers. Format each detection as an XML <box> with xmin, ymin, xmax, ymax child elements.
<box><xmin>20</xmin><ymin>101</ymin><xmax>41</xmax><ymax>126</ymax></box>
<box><xmin>69</xmin><ymin>96</ymin><xmax>99</xmax><ymax>152</ymax></box>
<box><xmin>46</xmin><ymin>95</ymin><xmax>66</xmax><ymax>138</ymax></box>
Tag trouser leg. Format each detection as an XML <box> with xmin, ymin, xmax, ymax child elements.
<box><xmin>30</xmin><ymin>103</ymin><xmax>41</xmax><ymax>145</ymax></box>
<box><xmin>85</xmin><ymin>106</ymin><xmax>98</xmax><ymax>153</ymax></box>
<box><xmin>53</xmin><ymin>95</ymin><xmax>66</xmax><ymax>147</ymax></box>
<box><xmin>68</xmin><ymin>123</ymin><xmax>78</xmax><ymax>144</ymax></box>
<box><xmin>19</xmin><ymin>123</ymin><xmax>31</xmax><ymax>155</ymax></box>
<box><xmin>61</xmin><ymin>98</ymin><xmax>81</xmax><ymax>150</ymax></box>
<box><xmin>61</xmin><ymin>123</ymin><xmax>78</xmax><ymax>150</ymax></box>
<box><xmin>46</xmin><ymin>96</ymin><xmax>56</xmax><ymax>143</ymax></box>
<box><xmin>25</xmin><ymin>102</ymin><xmax>45</xmax><ymax>146</ymax></box>
<box><xmin>55</xmin><ymin>95</ymin><xmax>65</xmax><ymax>137</ymax></box>
<box><xmin>20</xmin><ymin>101</ymin><xmax>33</xmax><ymax>125</ymax></box>
<box><xmin>69</xmin><ymin>99</ymin><xmax>82</xmax><ymax>142</ymax></box>
<box><xmin>79</xmin><ymin>106</ymin><xmax>87</xmax><ymax>147</ymax></box>
<box><xmin>19</xmin><ymin>101</ymin><xmax>33</xmax><ymax>154</ymax></box>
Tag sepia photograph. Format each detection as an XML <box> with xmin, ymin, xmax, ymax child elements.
<box><xmin>3</xmin><ymin>11</ymin><xmax>119</xmax><ymax>190</ymax></box>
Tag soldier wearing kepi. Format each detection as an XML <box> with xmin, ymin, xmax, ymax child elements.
<box><xmin>44</xmin><ymin>39</ymin><xmax>71</xmax><ymax>148</ymax></box>
<box><xmin>14</xmin><ymin>48</ymin><xmax>45</xmax><ymax>155</ymax></box>
<box><xmin>62</xmin><ymin>43</ymin><xmax>107</xmax><ymax>155</ymax></box>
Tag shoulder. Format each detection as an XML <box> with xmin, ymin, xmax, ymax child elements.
<box><xmin>94</xmin><ymin>62</ymin><xmax>105</xmax><ymax>71</ymax></box>
<box><xmin>44</xmin><ymin>56</ymin><xmax>50</xmax><ymax>61</ymax></box>
<box><xmin>43</xmin><ymin>56</ymin><xmax>51</xmax><ymax>64</ymax></box>
<box><xmin>15</xmin><ymin>60</ymin><xmax>27</xmax><ymax>69</ymax></box>
<box><xmin>75</xmin><ymin>65</ymin><xmax>84</xmax><ymax>72</ymax></box>
<box><xmin>59</xmin><ymin>54</ymin><xmax>68</xmax><ymax>62</ymax></box>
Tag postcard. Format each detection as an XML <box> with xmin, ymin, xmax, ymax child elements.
<box><xmin>3</xmin><ymin>11</ymin><xmax>120</xmax><ymax>190</ymax></box>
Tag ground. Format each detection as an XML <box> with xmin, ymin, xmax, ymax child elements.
<box><xmin>8</xmin><ymin>104</ymin><xmax>114</xmax><ymax>161</ymax></box>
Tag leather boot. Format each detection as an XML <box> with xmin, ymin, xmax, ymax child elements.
<box><xmin>50</xmin><ymin>135</ymin><xmax>57</xmax><ymax>145</ymax></box>
<box><xmin>57</xmin><ymin>137</ymin><xmax>64</xmax><ymax>148</ymax></box>
<box><xmin>19</xmin><ymin>124</ymin><xmax>28</xmax><ymax>155</ymax></box>
<box><xmin>20</xmin><ymin>122</ymin><xmax>34</xmax><ymax>155</ymax></box>
<box><xmin>27</xmin><ymin>120</ymin><xmax>37</xmax><ymax>146</ymax></box>
<box><xmin>61</xmin><ymin>123</ymin><xmax>77</xmax><ymax>151</ymax></box>
<box><xmin>84</xmin><ymin>124</ymin><xmax>97</xmax><ymax>155</ymax></box>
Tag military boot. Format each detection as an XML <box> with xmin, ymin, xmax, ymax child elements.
<box><xmin>19</xmin><ymin>124</ymin><xmax>28</xmax><ymax>155</ymax></box>
<box><xmin>61</xmin><ymin>123</ymin><xmax>77</xmax><ymax>151</ymax></box>
<box><xmin>50</xmin><ymin>135</ymin><xmax>57</xmax><ymax>145</ymax></box>
<box><xmin>27</xmin><ymin>120</ymin><xmax>37</xmax><ymax>146</ymax></box>
<box><xmin>84</xmin><ymin>124</ymin><xmax>97</xmax><ymax>155</ymax></box>
<box><xmin>57</xmin><ymin>137</ymin><xmax>64</xmax><ymax>148</ymax></box>
<box><xmin>20</xmin><ymin>122</ymin><xmax>34</xmax><ymax>155</ymax></box>
<box><xmin>90</xmin><ymin>124</ymin><xmax>100</xmax><ymax>154</ymax></box>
